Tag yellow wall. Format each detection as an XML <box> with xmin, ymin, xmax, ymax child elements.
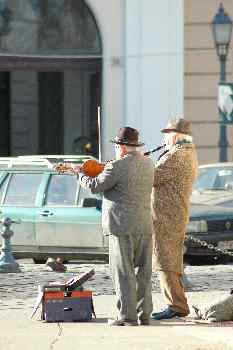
<box><xmin>184</xmin><ymin>0</ymin><xmax>233</xmax><ymax>164</ymax></box>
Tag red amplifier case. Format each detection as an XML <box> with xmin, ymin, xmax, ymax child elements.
<box><xmin>42</xmin><ymin>290</ymin><xmax>95</xmax><ymax>322</ymax></box>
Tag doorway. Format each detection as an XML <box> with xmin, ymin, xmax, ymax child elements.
<box><xmin>0</xmin><ymin>64</ymin><xmax>101</xmax><ymax>157</ymax></box>
<box><xmin>0</xmin><ymin>72</ymin><xmax>10</xmax><ymax>156</ymax></box>
<box><xmin>0</xmin><ymin>0</ymin><xmax>102</xmax><ymax>157</ymax></box>
<box><xmin>38</xmin><ymin>72</ymin><xmax>64</xmax><ymax>154</ymax></box>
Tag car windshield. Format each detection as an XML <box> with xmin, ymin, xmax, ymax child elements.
<box><xmin>193</xmin><ymin>166</ymin><xmax>233</xmax><ymax>192</ymax></box>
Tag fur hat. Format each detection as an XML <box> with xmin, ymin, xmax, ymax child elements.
<box><xmin>161</xmin><ymin>118</ymin><xmax>192</xmax><ymax>136</ymax></box>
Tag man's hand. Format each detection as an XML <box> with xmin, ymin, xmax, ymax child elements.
<box><xmin>53</xmin><ymin>163</ymin><xmax>82</xmax><ymax>175</ymax></box>
<box><xmin>69</xmin><ymin>164</ymin><xmax>82</xmax><ymax>174</ymax></box>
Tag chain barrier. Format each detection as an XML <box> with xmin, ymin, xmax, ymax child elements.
<box><xmin>184</xmin><ymin>234</ymin><xmax>233</xmax><ymax>258</ymax></box>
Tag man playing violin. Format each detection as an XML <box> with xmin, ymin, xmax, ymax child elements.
<box><xmin>74</xmin><ymin>127</ymin><xmax>154</xmax><ymax>326</ymax></box>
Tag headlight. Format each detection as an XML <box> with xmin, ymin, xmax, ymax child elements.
<box><xmin>186</xmin><ymin>220</ymin><xmax>208</xmax><ymax>233</ymax></box>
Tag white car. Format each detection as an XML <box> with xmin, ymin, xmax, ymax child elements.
<box><xmin>191</xmin><ymin>162</ymin><xmax>233</xmax><ymax>208</ymax></box>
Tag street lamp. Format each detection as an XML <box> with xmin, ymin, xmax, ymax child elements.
<box><xmin>212</xmin><ymin>3</ymin><xmax>233</xmax><ymax>162</ymax></box>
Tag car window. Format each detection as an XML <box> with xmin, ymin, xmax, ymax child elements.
<box><xmin>4</xmin><ymin>173</ymin><xmax>43</xmax><ymax>206</ymax></box>
<box><xmin>193</xmin><ymin>167</ymin><xmax>233</xmax><ymax>191</ymax></box>
<box><xmin>45</xmin><ymin>174</ymin><xmax>78</xmax><ymax>206</ymax></box>
<box><xmin>78</xmin><ymin>186</ymin><xmax>100</xmax><ymax>206</ymax></box>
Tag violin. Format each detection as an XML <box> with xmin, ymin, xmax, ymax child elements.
<box><xmin>79</xmin><ymin>159</ymin><xmax>106</xmax><ymax>177</ymax></box>
<box><xmin>55</xmin><ymin>144</ymin><xmax>165</xmax><ymax>178</ymax></box>
<box><xmin>54</xmin><ymin>160</ymin><xmax>106</xmax><ymax>177</ymax></box>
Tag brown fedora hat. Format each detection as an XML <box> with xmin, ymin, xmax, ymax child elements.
<box><xmin>110</xmin><ymin>127</ymin><xmax>144</xmax><ymax>147</ymax></box>
<box><xmin>161</xmin><ymin>118</ymin><xmax>192</xmax><ymax>136</ymax></box>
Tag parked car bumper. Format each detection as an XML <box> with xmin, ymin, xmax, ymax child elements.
<box><xmin>10</xmin><ymin>245</ymin><xmax>109</xmax><ymax>261</ymax></box>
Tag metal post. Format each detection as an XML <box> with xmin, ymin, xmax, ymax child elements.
<box><xmin>0</xmin><ymin>217</ymin><xmax>21</xmax><ymax>273</ymax></box>
<box><xmin>218</xmin><ymin>55</ymin><xmax>228</xmax><ymax>162</ymax></box>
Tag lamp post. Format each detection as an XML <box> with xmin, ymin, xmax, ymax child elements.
<box><xmin>211</xmin><ymin>3</ymin><xmax>233</xmax><ymax>162</ymax></box>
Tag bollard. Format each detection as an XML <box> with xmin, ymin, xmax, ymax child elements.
<box><xmin>0</xmin><ymin>217</ymin><xmax>21</xmax><ymax>273</ymax></box>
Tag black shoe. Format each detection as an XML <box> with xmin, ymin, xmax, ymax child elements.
<box><xmin>151</xmin><ymin>307</ymin><xmax>186</xmax><ymax>320</ymax></box>
<box><xmin>138</xmin><ymin>319</ymin><xmax>150</xmax><ymax>325</ymax></box>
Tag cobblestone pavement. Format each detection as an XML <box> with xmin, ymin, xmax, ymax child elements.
<box><xmin>0</xmin><ymin>260</ymin><xmax>232</xmax><ymax>350</ymax></box>
<box><xmin>0</xmin><ymin>260</ymin><xmax>232</xmax><ymax>309</ymax></box>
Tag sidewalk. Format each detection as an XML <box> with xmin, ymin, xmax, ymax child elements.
<box><xmin>0</xmin><ymin>293</ymin><xmax>232</xmax><ymax>350</ymax></box>
<box><xmin>0</xmin><ymin>261</ymin><xmax>233</xmax><ymax>350</ymax></box>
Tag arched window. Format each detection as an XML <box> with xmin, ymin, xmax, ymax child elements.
<box><xmin>0</xmin><ymin>0</ymin><xmax>101</xmax><ymax>55</ymax></box>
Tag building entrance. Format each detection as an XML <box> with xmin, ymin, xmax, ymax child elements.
<box><xmin>0</xmin><ymin>0</ymin><xmax>102</xmax><ymax>157</ymax></box>
<box><xmin>0</xmin><ymin>66</ymin><xmax>101</xmax><ymax>156</ymax></box>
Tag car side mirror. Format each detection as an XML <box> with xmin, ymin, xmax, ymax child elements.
<box><xmin>81</xmin><ymin>198</ymin><xmax>98</xmax><ymax>208</ymax></box>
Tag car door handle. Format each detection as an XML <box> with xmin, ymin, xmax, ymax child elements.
<box><xmin>39</xmin><ymin>210</ymin><xmax>54</xmax><ymax>217</ymax></box>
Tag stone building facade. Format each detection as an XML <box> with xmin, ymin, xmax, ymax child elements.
<box><xmin>0</xmin><ymin>0</ymin><xmax>183</xmax><ymax>161</ymax></box>
<box><xmin>0</xmin><ymin>0</ymin><xmax>232</xmax><ymax>165</ymax></box>
<box><xmin>184</xmin><ymin>0</ymin><xmax>233</xmax><ymax>163</ymax></box>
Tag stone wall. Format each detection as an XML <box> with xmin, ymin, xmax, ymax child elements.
<box><xmin>184</xmin><ymin>0</ymin><xmax>233</xmax><ymax>164</ymax></box>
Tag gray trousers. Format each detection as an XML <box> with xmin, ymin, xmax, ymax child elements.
<box><xmin>109</xmin><ymin>233</ymin><xmax>153</xmax><ymax>322</ymax></box>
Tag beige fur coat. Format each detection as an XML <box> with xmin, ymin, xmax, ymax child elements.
<box><xmin>152</xmin><ymin>143</ymin><xmax>198</xmax><ymax>273</ymax></box>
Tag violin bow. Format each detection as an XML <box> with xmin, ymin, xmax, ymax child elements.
<box><xmin>97</xmin><ymin>106</ymin><xmax>102</xmax><ymax>163</ymax></box>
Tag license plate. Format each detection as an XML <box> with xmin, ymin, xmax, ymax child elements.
<box><xmin>218</xmin><ymin>241</ymin><xmax>233</xmax><ymax>250</ymax></box>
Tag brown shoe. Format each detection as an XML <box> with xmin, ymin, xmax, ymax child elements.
<box><xmin>45</xmin><ymin>258</ymin><xmax>67</xmax><ymax>272</ymax></box>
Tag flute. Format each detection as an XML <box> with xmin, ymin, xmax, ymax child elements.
<box><xmin>144</xmin><ymin>144</ymin><xmax>166</xmax><ymax>156</ymax></box>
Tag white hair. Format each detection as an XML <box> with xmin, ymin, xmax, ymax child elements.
<box><xmin>176</xmin><ymin>133</ymin><xmax>193</xmax><ymax>142</ymax></box>
<box><xmin>124</xmin><ymin>145</ymin><xmax>140</xmax><ymax>152</ymax></box>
